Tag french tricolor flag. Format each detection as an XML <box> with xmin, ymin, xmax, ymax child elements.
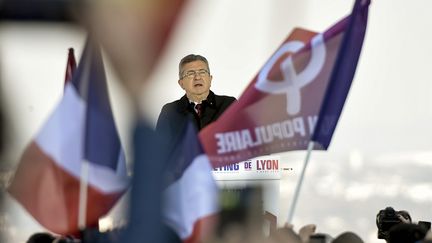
<box><xmin>8</xmin><ymin>39</ymin><xmax>129</xmax><ymax>235</ymax></box>
<box><xmin>163</xmin><ymin>122</ymin><xmax>219</xmax><ymax>243</ymax></box>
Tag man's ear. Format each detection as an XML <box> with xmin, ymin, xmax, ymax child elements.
<box><xmin>209</xmin><ymin>75</ymin><xmax>213</xmax><ymax>87</ymax></box>
<box><xmin>178</xmin><ymin>79</ymin><xmax>184</xmax><ymax>89</ymax></box>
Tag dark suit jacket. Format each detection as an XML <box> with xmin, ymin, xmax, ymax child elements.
<box><xmin>156</xmin><ymin>90</ymin><xmax>236</xmax><ymax>144</ymax></box>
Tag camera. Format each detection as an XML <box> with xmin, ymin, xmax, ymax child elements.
<box><xmin>376</xmin><ymin>207</ymin><xmax>404</xmax><ymax>239</ymax></box>
<box><xmin>376</xmin><ymin>206</ymin><xmax>431</xmax><ymax>241</ymax></box>
<box><xmin>418</xmin><ymin>221</ymin><xmax>431</xmax><ymax>231</ymax></box>
<box><xmin>309</xmin><ymin>233</ymin><xmax>333</xmax><ymax>243</ymax></box>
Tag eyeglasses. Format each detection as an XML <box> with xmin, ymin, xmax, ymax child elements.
<box><xmin>181</xmin><ymin>69</ymin><xmax>210</xmax><ymax>79</ymax></box>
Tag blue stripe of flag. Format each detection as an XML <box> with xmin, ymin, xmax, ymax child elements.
<box><xmin>311</xmin><ymin>0</ymin><xmax>370</xmax><ymax>149</ymax></box>
<box><xmin>72</xmin><ymin>39</ymin><xmax>122</xmax><ymax>171</ymax></box>
<box><xmin>163</xmin><ymin>122</ymin><xmax>203</xmax><ymax>187</ymax></box>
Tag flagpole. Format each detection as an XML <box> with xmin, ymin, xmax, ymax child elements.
<box><xmin>78</xmin><ymin>44</ymin><xmax>91</xmax><ymax>232</ymax></box>
<box><xmin>78</xmin><ymin>160</ymin><xmax>89</xmax><ymax>230</ymax></box>
<box><xmin>287</xmin><ymin>141</ymin><xmax>314</xmax><ymax>223</ymax></box>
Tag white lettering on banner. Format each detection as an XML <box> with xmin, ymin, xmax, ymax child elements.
<box><xmin>307</xmin><ymin>115</ymin><xmax>318</xmax><ymax>134</ymax></box>
<box><xmin>215</xmin><ymin>116</ymin><xmax>317</xmax><ymax>154</ymax></box>
<box><xmin>255</xmin><ymin>34</ymin><xmax>326</xmax><ymax>116</ymax></box>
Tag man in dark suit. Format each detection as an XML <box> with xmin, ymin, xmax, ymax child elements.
<box><xmin>156</xmin><ymin>54</ymin><xmax>236</xmax><ymax>143</ymax></box>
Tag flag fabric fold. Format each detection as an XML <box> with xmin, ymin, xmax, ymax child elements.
<box><xmin>8</xmin><ymin>39</ymin><xmax>129</xmax><ymax>235</ymax></box>
<box><xmin>199</xmin><ymin>0</ymin><xmax>370</xmax><ymax>167</ymax></box>
<box><xmin>163</xmin><ymin>122</ymin><xmax>219</xmax><ymax>243</ymax></box>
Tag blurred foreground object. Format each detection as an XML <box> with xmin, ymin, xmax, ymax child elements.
<box><xmin>8</xmin><ymin>39</ymin><xmax>129</xmax><ymax>236</ymax></box>
<box><xmin>83</xmin><ymin>0</ymin><xmax>187</xmax><ymax>103</ymax></box>
<box><xmin>1</xmin><ymin>0</ymin><xmax>188</xmax><ymax>104</ymax></box>
<box><xmin>0</xmin><ymin>0</ymin><xmax>76</xmax><ymax>22</ymax></box>
<box><xmin>332</xmin><ymin>231</ymin><xmax>364</xmax><ymax>243</ymax></box>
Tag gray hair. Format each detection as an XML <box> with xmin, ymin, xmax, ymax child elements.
<box><xmin>179</xmin><ymin>54</ymin><xmax>210</xmax><ymax>79</ymax></box>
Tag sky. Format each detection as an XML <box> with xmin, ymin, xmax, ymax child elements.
<box><xmin>1</xmin><ymin>0</ymin><xmax>432</xmax><ymax>242</ymax></box>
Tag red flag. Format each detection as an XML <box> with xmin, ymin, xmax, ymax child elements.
<box><xmin>64</xmin><ymin>48</ymin><xmax>76</xmax><ymax>86</ymax></box>
<box><xmin>199</xmin><ymin>0</ymin><xmax>370</xmax><ymax>167</ymax></box>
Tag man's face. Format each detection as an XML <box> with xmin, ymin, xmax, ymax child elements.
<box><xmin>178</xmin><ymin>60</ymin><xmax>212</xmax><ymax>98</ymax></box>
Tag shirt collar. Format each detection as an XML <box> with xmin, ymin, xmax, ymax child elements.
<box><xmin>179</xmin><ymin>90</ymin><xmax>216</xmax><ymax>112</ymax></box>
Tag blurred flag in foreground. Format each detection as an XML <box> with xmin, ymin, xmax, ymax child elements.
<box><xmin>200</xmin><ymin>0</ymin><xmax>370</xmax><ymax>167</ymax></box>
<box><xmin>87</xmin><ymin>0</ymin><xmax>188</xmax><ymax>98</ymax></box>
<box><xmin>163</xmin><ymin>122</ymin><xmax>219</xmax><ymax>243</ymax></box>
<box><xmin>8</xmin><ymin>39</ymin><xmax>129</xmax><ymax>235</ymax></box>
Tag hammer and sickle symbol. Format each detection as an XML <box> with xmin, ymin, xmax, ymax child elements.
<box><xmin>255</xmin><ymin>34</ymin><xmax>326</xmax><ymax>115</ymax></box>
